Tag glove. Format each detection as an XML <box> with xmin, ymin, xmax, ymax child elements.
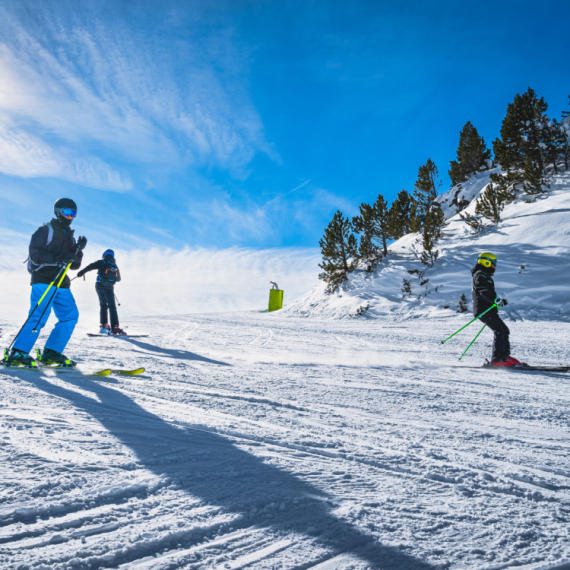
<box><xmin>495</xmin><ymin>298</ymin><xmax>508</xmax><ymax>307</ymax></box>
<box><xmin>77</xmin><ymin>269</ymin><xmax>85</xmax><ymax>278</ymax></box>
<box><xmin>77</xmin><ymin>236</ymin><xmax>88</xmax><ymax>251</ymax></box>
<box><xmin>59</xmin><ymin>252</ymin><xmax>76</xmax><ymax>265</ymax></box>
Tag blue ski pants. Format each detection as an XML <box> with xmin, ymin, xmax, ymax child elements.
<box><xmin>13</xmin><ymin>284</ymin><xmax>79</xmax><ymax>355</ymax></box>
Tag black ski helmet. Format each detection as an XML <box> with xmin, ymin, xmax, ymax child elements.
<box><xmin>102</xmin><ymin>249</ymin><xmax>115</xmax><ymax>260</ymax></box>
<box><xmin>54</xmin><ymin>198</ymin><xmax>78</xmax><ymax>225</ymax></box>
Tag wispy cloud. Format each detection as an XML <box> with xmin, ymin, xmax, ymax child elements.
<box><xmin>0</xmin><ymin>125</ymin><xmax>133</xmax><ymax>191</ymax></box>
<box><xmin>0</xmin><ymin>4</ymin><xmax>272</xmax><ymax>191</ymax></box>
<box><xmin>188</xmin><ymin>196</ymin><xmax>272</xmax><ymax>242</ymax></box>
<box><xmin>182</xmin><ymin>178</ymin><xmax>359</xmax><ymax>246</ymax></box>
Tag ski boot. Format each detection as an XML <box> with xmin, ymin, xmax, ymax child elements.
<box><xmin>100</xmin><ymin>324</ymin><xmax>112</xmax><ymax>335</ymax></box>
<box><xmin>490</xmin><ymin>356</ymin><xmax>524</xmax><ymax>368</ymax></box>
<box><xmin>112</xmin><ymin>326</ymin><xmax>127</xmax><ymax>336</ymax></box>
<box><xmin>38</xmin><ymin>348</ymin><xmax>77</xmax><ymax>368</ymax></box>
<box><xmin>2</xmin><ymin>348</ymin><xmax>37</xmax><ymax>368</ymax></box>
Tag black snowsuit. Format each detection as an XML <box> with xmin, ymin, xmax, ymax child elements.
<box><xmin>471</xmin><ymin>264</ymin><xmax>510</xmax><ymax>362</ymax></box>
<box><xmin>29</xmin><ymin>218</ymin><xmax>83</xmax><ymax>288</ymax></box>
<box><xmin>79</xmin><ymin>259</ymin><xmax>121</xmax><ymax>328</ymax></box>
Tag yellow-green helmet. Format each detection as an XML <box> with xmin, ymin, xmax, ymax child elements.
<box><xmin>478</xmin><ymin>252</ymin><xmax>497</xmax><ymax>268</ymax></box>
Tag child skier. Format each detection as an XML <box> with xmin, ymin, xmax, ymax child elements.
<box><xmin>4</xmin><ymin>198</ymin><xmax>87</xmax><ymax>367</ymax></box>
<box><xmin>77</xmin><ymin>249</ymin><xmax>126</xmax><ymax>336</ymax></box>
<box><xmin>471</xmin><ymin>252</ymin><xmax>520</xmax><ymax>367</ymax></box>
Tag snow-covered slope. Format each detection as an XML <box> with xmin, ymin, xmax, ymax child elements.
<box><xmin>286</xmin><ymin>169</ymin><xmax>570</xmax><ymax>321</ymax></box>
<box><xmin>1</xmin><ymin>312</ymin><xmax>570</xmax><ymax>569</ymax></box>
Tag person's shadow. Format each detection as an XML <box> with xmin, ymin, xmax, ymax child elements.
<box><xmin>123</xmin><ymin>337</ymin><xmax>231</xmax><ymax>366</ymax></box>
<box><xmin>17</xmin><ymin>374</ymin><xmax>435</xmax><ymax>569</ymax></box>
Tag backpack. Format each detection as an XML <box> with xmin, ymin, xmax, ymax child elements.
<box><xmin>26</xmin><ymin>223</ymin><xmax>57</xmax><ymax>274</ymax></box>
<box><xmin>98</xmin><ymin>260</ymin><xmax>119</xmax><ymax>285</ymax></box>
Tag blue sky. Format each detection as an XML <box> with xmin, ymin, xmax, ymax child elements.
<box><xmin>1</xmin><ymin>0</ymin><xmax>570</xmax><ymax>252</ymax></box>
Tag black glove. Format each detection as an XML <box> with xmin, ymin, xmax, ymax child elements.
<box><xmin>77</xmin><ymin>236</ymin><xmax>87</xmax><ymax>251</ymax></box>
<box><xmin>495</xmin><ymin>298</ymin><xmax>508</xmax><ymax>307</ymax></box>
<box><xmin>77</xmin><ymin>269</ymin><xmax>85</xmax><ymax>278</ymax></box>
<box><xmin>59</xmin><ymin>252</ymin><xmax>76</xmax><ymax>265</ymax></box>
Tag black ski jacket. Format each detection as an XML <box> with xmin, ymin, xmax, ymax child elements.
<box><xmin>29</xmin><ymin>218</ymin><xmax>83</xmax><ymax>289</ymax></box>
<box><xmin>79</xmin><ymin>259</ymin><xmax>121</xmax><ymax>288</ymax></box>
<box><xmin>471</xmin><ymin>264</ymin><xmax>497</xmax><ymax>317</ymax></box>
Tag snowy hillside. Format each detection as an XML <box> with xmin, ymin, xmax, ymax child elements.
<box><xmin>286</xmin><ymin>169</ymin><xmax>570</xmax><ymax>321</ymax></box>
<box><xmin>1</xmin><ymin>313</ymin><xmax>570</xmax><ymax>569</ymax></box>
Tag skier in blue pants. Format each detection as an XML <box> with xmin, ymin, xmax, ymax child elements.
<box><xmin>6</xmin><ymin>198</ymin><xmax>87</xmax><ymax>367</ymax></box>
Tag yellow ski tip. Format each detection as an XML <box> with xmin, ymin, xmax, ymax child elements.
<box><xmin>115</xmin><ymin>367</ymin><xmax>145</xmax><ymax>376</ymax></box>
<box><xmin>94</xmin><ymin>369</ymin><xmax>113</xmax><ymax>376</ymax></box>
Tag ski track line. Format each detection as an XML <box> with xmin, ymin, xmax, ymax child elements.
<box><xmin>114</xmin><ymin>373</ymin><xmax>570</xmax><ymax>474</ymax></box>
<box><xmin>8</xmin><ymin>393</ymin><xmax>551</xmax><ymax>540</ymax></box>
<box><xmin>19</xmin><ymin>377</ymin><xmax>567</xmax><ymax>501</ymax></box>
<box><xmin>13</xmin><ymin>383</ymin><xmax>565</xmax><ymax>509</ymax></box>
<box><xmin>259</xmin><ymin>329</ymin><xmax>274</xmax><ymax>347</ymax></box>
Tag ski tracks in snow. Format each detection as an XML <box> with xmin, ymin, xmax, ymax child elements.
<box><xmin>1</xmin><ymin>314</ymin><xmax>570</xmax><ymax>568</ymax></box>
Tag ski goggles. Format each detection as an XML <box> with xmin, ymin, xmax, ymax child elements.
<box><xmin>56</xmin><ymin>208</ymin><xmax>77</xmax><ymax>218</ymax></box>
<box><xmin>480</xmin><ymin>256</ymin><xmax>497</xmax><ymax>267</ymax></box>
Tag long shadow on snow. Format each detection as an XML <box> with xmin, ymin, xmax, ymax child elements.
<box><xmin>123</xmin><ymin>337</ymin><xmax>231</xmax><ymax>366</ymax></box>
<box><xmin>22</xmin><ymin>373</ymin><xmax>435</xmax><ymax>569</ymax></box>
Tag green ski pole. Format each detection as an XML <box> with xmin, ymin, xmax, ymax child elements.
<box><xmin>458</xmin><ymin>323</ymin><xmax>487</xmax><ymax>361</ymax></box>
<box><xmin>439</xmin><ymin>303</ymin><xmax>497</xmax><ymax>346</ymax></box>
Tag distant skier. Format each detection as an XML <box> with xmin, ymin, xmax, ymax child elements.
<box><xmin>471</xmin><ymin>252</ymin><xmax>520</xmax><ymax>367</ymax></box>
<box><xmin>5</xmin><ymin>198</ymin><xmax>87</xmax><ymax>367</ymax></box>
<box><xmin>77</xmin><ymin>249</ymin><xmax>126</xmax><ymax>336</ymax></box>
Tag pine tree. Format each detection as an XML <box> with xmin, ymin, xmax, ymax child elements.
<box><xmin>318</xmin><ymin>211</ymin><xmax>358</xmax><ymax>293</ymax></box>
<box><xmin>560</xmin><ymin>122</ymin><xmax>570</xmax><ymax>170</ymax></box>
<box><xmin>449</xmin><ymin>121</ymin><xmax>492</xmax><ymax>186</ymax></box>
<box><xmin>372</xmin><ymin>194</ymin><xmax>391</xmax><ymax>256</ymax></box>
<box><xmin>459</xmin><ymin>210</ymin><xmax>484</xmax><ymax>234</ymax></box>
<box><xmin>420</xmin><ymin>203</ymin><xmax>445</xmax><ymax>267</ymax></box>
<box><xmin>413</xmin><ymin>159</ymin><xmax>441</xmax><ymax>229</ymax></box>
<box><xmin>523</xmin><ymin>158</ymin><xmax>547</xmax><ymax>196</ymax></box>
<box><xmin>475</xmin><ymin>177</ymin><xmax>516</xmax><ymax>223</ymax></box>
<box><xmin>353</xmin><ymin>203</ymin><xmax>377</xmax><ymax>270</ymax></box>
<box><xmin>401</xmin><ymin>278</ymin><xmax>412</xmax><ymax>298</ymax></box>
<box><xmin>387</xmin><ymin>189</ymin><xmax>415</xmax><ymax>239</ymax></box>
<box><xmin>493</xmin><ymin>87</ymin><xmax>550</xmax><ymax>174</ymax></box>
<box><xmin>352</xmin><ymin>194</ymin><xmax>392</xmax><ymax>271</ymax></box>
<box><xmin>475</xmin><ymin>184</ymin><xmax>502</xmax><ymax>224</ymax></box>
<box><xmin>548</xmin><ymin>118</ymin><xmax>569</xmax><ymax>171</ymax></box>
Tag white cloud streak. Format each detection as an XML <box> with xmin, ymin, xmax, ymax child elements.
<box><xmin>0</xmin><ymin>5</ymin><xmax>272</xmax><ymax>190</ymax></box>
<box><xmin>0</xmin><ymin>125</ymin><xmax>133</xmax><ymax>191</ymax></box>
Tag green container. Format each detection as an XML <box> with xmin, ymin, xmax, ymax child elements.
<box><xmin>268</xmin><ymin>289</ymin><xmax>284</xmax><ymax>312</ymax></box>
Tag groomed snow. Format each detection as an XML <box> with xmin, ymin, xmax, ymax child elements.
<box><xmin>1</xmin><ymin>312</ymin><xmax>570</xmax><ymax>569</ymax></box>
